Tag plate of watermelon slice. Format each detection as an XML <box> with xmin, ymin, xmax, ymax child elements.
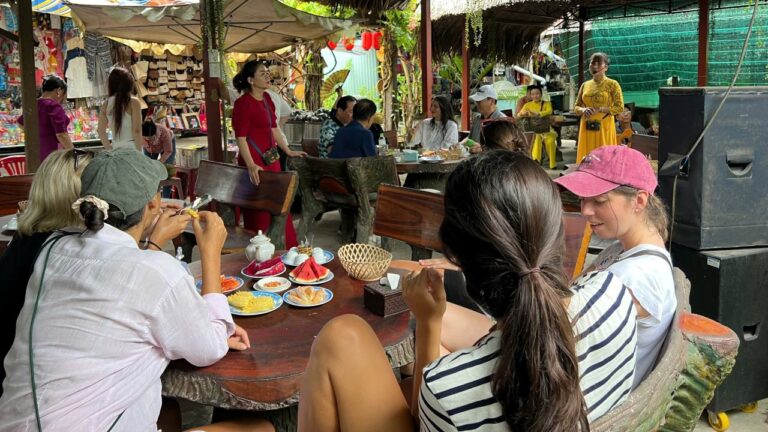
<box><xmin>241</xmin><ymin>256</ymin><xmax>286</xmax><ymax>279</ymax></box>
<box><xmin>288</xmin><ymin>256</ymin><xmax>334</xmax><ymax>285</ymax></box>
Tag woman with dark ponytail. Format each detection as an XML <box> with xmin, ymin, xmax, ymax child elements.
<box><xmin>295</xmin><ymin>151</ymin><xmax>637</xmax><ymax>431</ymax></box>
<box><xmin>98</xmin><ymin>66</ymin><xmax>145</xmax><ymax>151</ymax></box>
<box><xmin>231</xmin><ymin>60</ymin><xmax>305</xmax><ymax>247</ymax></box>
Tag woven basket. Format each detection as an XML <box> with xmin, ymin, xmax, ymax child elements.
<box><xmin>338</xmin><ymin>243</ymin><xmax>393</xmax><ymax>281</ymax></box>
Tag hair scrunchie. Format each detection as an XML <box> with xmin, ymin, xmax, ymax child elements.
<box><xmin>72</xmin><ymin>196</ymin><xmax>110</xmax><ymax>221</ymax></box>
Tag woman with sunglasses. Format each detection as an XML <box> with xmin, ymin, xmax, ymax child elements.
<box><xmin>0</xmin><ymin>149</ymin><xmax>93</xmax><ymax>395</ymax></box>
<box><xmin>17</xmin><ymin>75</ymin><xmax>73</xmax><ymax>162</ymax></box>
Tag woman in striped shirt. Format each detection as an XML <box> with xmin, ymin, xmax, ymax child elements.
<box><xmin>297</xmin><ymin>151</ymin><xmax>637</xmax><ymax>432</ymax></box>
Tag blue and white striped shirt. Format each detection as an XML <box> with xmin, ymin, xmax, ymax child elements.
<box><xmin>419</xmin><ymin>271</ymin><xmax>638</xmax><ymax>431</ymax></box>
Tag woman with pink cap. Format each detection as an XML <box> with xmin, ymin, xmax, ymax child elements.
<box><xmin>434</xmin><ymin>145</ymin><xmax>673</xmax><ymax>395</ymax></box>
<box><xmin>554</xmin><ymin>145</ymin><xmax>674</xmax><ymax>388</ymax></box>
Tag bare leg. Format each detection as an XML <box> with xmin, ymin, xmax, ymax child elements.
<box><xmin>184</xmin><ymin>418</ymin><xmax>274</xmax><ymax>432</ymax></box>
<box><xmin>298</xmin><ymin>314</ymin><xmax>414</xmax><ymax>432</ymax></box>
<box><xmin>440</xmin><ymin>302</ymin><xmax>493</xmax><ymax>353</ymax></box>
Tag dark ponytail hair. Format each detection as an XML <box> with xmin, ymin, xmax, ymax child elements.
<box><xmin>79</xmin><ymin>201</ymin><xmax>145</xmax><ymax>232</ymax></box>
<box><xmin>440</xmin><ymin>150</ymin><xmax>589</xmax><ymax>432</ymax></box>
<box><xmin>107</xmin><ymin>67</ymin><xmax>135</xmax><ymax>137</ymax></box>
<box><xmin>232</xmin><ymin>60</ymin><xmax>266</xmax><ymax>92</ymax></box>
<box><xmin>41</xmin><ymin>75</ymin><xmax>67</xmax><ymax>93</ymax></box>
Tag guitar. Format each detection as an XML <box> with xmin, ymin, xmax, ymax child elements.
<box><xmin>618</xmin><ymin>127</ymin><xmax>633</xmax><ymax>145</ymax></box>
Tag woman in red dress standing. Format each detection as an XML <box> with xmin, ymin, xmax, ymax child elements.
<box><xmin>231</xmin><ymin>60</ymin><xmax>305</xmax><ymax>247</ymax></box>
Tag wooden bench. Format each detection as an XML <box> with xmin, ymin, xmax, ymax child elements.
<box><xmin>373</xmin><ymin>184</ymin><xmax>592</xmax><ymax>277</ymax></box>
<box><xmin>0</xmin><ymin>174</ymin><xmax>33</xmax><ymax>216</ymax></box>
<box><xmin>180</xmin><ymin>160</ymin><xmax>297</xmax><ymax>259</ymax></box>
<box><xmin>290</xmin><ymin>156</ymin><xmax>399</xmax><ymax>244</ymax></box>
<box><xmin>592</xmin><ymin>268</ymin><xmax>739</xmax><ymax>431</ymax></box>
<box><xmin>630</xmin><ymin>133</ymin><xmax>659</xmax><ymax>160</ymax></box>
<box><xmin>374</xmin><ymin>184</ymin><xmax>444</xmax><ymax>261</ymax></box>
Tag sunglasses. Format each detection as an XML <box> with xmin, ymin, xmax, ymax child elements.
<box><xmin>72</xmin><ymin>148</ymin><xmax>94</xmax><ymax>171</ymax></box>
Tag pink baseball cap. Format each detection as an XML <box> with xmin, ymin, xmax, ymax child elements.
<box><xmin>553</xmin><ymin>145</ymin><xmax>657</xmax><ymax>197</ymax></box>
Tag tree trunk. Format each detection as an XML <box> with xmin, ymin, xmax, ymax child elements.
<box><xmin>304</xmin><ymin>42</ymin><xmax>324</xmax><ymax>111</ymax></box>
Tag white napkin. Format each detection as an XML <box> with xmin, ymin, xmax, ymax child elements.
<box><xmin>386</xmin><ymin>273</ymin><xmax>401</xmax><ymax>291</ymax></box>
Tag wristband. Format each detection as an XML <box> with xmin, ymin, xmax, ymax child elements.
<box><xmin>144</xmin><ymin>240</ymin><xmax>162</xmax><ymax>251</ymax></box>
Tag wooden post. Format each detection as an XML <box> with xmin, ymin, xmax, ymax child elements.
<box><xmin>19</xmin><ymin>0</ymin><xmax>40</xmax><ymax>171</ymax></box>
<box><xmin>697</xmin><ymin>0</ymin><xmax>709</xmax><ymax>86</ymax></box>
<box><xmin>461</xmin><ymin>18</ymin><xmax>470</xmax><ymax>131</ymax></box>
<box><xmin>201</xmin><ymin>0</ymin><xmax>224</xmax><ymax>162</ymax></box>
<box><xmin>577</xmin><ymin>7</ymin><xmax>586</xmax><ymax>87</ymax></box>
<box><xmin>420</xmin><ymin>0</ymin><xmax>432</xmax><ymax>115</ymax></box>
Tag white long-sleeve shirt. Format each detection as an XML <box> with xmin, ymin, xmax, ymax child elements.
<box><xmin>0</xmin><ymin>225</ymin><xmax>234</xmax><ymax>432</ymax></box>
<box><xmin>410</xmin><ymin>119</ymin><xmax>459</xmax><ymax>150</ymax></box>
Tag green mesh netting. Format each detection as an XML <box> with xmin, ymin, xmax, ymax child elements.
<box><xmin>557</xmin><ymin>6</ymin><xmax>768</xmax><ymax>107</ymax></box>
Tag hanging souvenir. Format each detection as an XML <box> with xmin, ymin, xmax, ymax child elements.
<box><xmin>327</xmin><ymin>40</ymin><xmax>337</xmax><ymax>50</ymax></box>
<box><xmin>373</xmin><ymin>31</ymin><xmax>383</xmax><ymax>50</ymax></box>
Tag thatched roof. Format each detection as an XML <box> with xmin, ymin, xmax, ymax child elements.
<box><xmin>431</xmin><ymin>0</ymin><xmax>572</xmax><ymax>63</ymax></box>
<box><xmin>431</xmin><ymin>0</ymin><xmax>678</xmax><ymax>63</ymax></box>
<box><xmin>309</xmin><ymin>0</ymin><xmax>410</xmax><ymax>19</ymax></box>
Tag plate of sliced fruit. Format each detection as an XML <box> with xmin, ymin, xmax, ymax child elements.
<box><xmin>227</xmin><ymin>291</ymin><xmax>283</xmax><ymax>316</ymax></box>
<box><xmin>283</xmin><ymin>286</ymin><xmax>333</xmax><ymax>308</ymax></box>
<box><xmin>288</xmin><ymin>257</ymin><xmax>334</xmax><ymax>285</ymax></box>
<box><xmin>242</xmin><ymin>256</ymin><xmax>286</xmax><ymax>279</ymax></box>
<box><xmin>196</xmin><ymin>275</ymin><xmax>244</xmax><ymax>295</ymax></box>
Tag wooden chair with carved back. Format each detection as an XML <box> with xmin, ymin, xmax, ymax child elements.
<box><xmin>289</xmin><ymin>156</ymin><xmax>398</xmax><ymax>244</ymax></box>
<box><xmin>0</xmin><ymin>174</ymin><xmax>33</xmax><ymax>216</ymax></box>
<box><xmin>373</xmin><ymin>184</ymin><xmax>444</xmax><ymax>261</ymax></box>
<box><xmin>301</xmin><ymin>138</ymin><xmax>320</xmax><ymax>157</ymax></box>
<box><xmin>383</xmin><ymin>130</ymin><xmax>398</xmax><ymax>149</ymax></box>
<box><xmin>592</xmin><ymin>268</ymin><xmax>739</xmax><ymax>431</ymax></box>
<box><xmin>180</xmin><ymin>160</ymin><xmax>297</xmax><ymax>260</ymax></box>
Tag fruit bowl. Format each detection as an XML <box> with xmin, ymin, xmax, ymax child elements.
<box><xmin>337</xmin><ymin>243</ymin><xmax>392</xmax><ymax>281</ymax></box>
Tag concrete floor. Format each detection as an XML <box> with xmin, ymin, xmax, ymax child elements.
<box><xmin>174</xmin><ymin>137</ymin><xmax>768</xmax><ymax>431</ymax></box>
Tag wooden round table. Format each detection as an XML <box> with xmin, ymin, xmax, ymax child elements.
<box><xmin>396</xmin><ymin>159</ymin><xmax>464</xmax><ymax>192</ymax></box>
<box><xmin>161</xmin><ymin>253</ymin><xmax>415</xmax><ymax>411</ymax></box>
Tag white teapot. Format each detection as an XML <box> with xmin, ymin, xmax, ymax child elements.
<box><xmin>245</xmin><ymin>230</ymin><xmax>275</xmax><ymax>263</ymax></box>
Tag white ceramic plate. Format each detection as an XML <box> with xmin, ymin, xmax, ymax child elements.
<box><xmin>287</xmin><ymin>270</ymin><xmax>335</xmax><ymax>286</ymax></box>
<box><xmin>256</xmin><ymin>276</ymin><xmax>292</xmax><ymax>293</ymax></box>
<box><xmin>281</xmin><ymin>250</ymin><xmax>335</xmax><ymax>266</ymax></box>
<box><xmin>229</xmin><ymin>291</ymin><xmax>283</xmax><ymax>316</ymax></box>
<box><xmin>283</xmin><ymin>287</ymin><xmax>334</xmax><ymax>308</ymax></box>
<box><xmin>419</xmin><ymin>156</ymin><xmax>444</xmax><ymax>164</ymax></box>
<box><xmin>195</xmin><ymin>276</ymin><xmax>244</xmax><ymax>295</ymax></box>
<box><xmin>241</xmin><ymin>264</ymin><xmax>286</xmax><ymax>280</ymax></box>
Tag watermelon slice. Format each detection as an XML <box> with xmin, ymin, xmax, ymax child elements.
<box><xmin>290</xmin><ymin>257</ymin><xmax>324</xmax><ymax>283</ymax></box>
<box><xmin>310</xmin><ymin>258</ymin><xmax>330</xmax><ymax>279</ymax></box>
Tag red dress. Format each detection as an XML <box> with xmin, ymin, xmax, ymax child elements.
<box><xmin>232</xmin><ymin>92</ymin><xmax>298</xmax><ymax>248</ymax></box>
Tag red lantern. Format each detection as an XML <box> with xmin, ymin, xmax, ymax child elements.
<box><xmin>344</xmin><ymin>37</ymin><xmax>355</xmax><ymax>51</ymax></box>
<box><xmin>327</xmin><ymin>40</ymin><xmax>337</xmax><ymax>50</ymax></box>
<box><xmin>361</xmin><ymin>31</ymin><xmax>373</xmax><ymax>51</ymax></box>
<box><xmin>373</xmin><ymin>31</ymin><xmax>383</xmax><ymax>50</ymax></box>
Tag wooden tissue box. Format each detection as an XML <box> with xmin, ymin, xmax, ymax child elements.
<box><xmin>363</xmin><ymin>268</ymin><xmax>410</xmax><ymax>317</ymax></box>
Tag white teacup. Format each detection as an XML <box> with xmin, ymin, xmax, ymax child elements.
<box><xmin>284</xmin><ymin>250</ymin><xmax>299</xmax><ymax>264</ymax></box>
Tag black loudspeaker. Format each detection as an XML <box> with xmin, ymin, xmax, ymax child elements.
<box><xmin>658</xmin><ymin>87</ymin><xmax>768</xmax><ymax>250</ymax></box>
<box><xmin>671</xmin><ymin>243</ymin><xmax>768</xmax><ymax>412</ymax></box>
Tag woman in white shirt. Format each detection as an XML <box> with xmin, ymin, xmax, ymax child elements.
<box><xmin>98</xmin><ymin>66</ymin><xmax>145</xmax><ymax>151</ymax></box>
<box><xmin>554</xmin><ymin>145</ymin><xmax>675</xmax><ymax>388</ymax></box>
<box><xmin>410</xmin><ymin>95</ymin><xmax>459</xmax><ymax>150</ymax></box>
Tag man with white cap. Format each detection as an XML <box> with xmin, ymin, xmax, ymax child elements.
<box><xmin>467</xmin><ymin>84</ymin><xmax>507</xmax><ymax>145</ymax></box>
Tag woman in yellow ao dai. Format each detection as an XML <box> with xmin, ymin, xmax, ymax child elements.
<box><xmin>575</xmin><ymin>52</ymin><xmax>624</xmax><ymax>162</ymax></box>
